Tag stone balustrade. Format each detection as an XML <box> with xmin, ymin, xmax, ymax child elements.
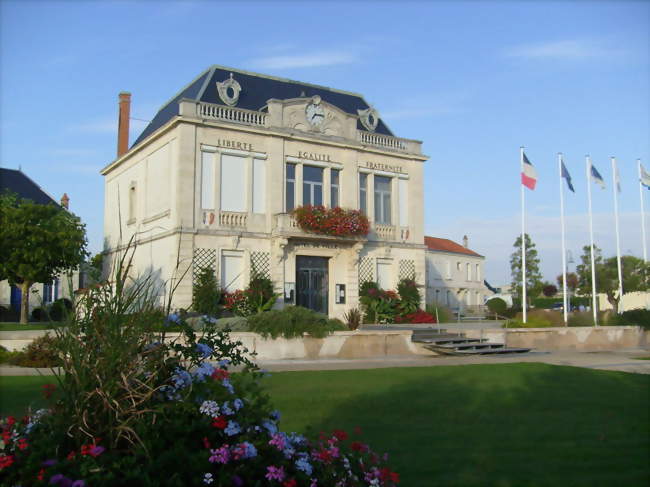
<box><xmin>373</xmin><ymin>224</ymin><xmax>396</xmax><ymax>241</ymax></box>
<box><xmin>219</xmin><ymin>211</ymin><xmax>247</xmax><ymax>228</ymax></box>
<box><xmin>198</xmin><ymin>102</ymin><xmax>268</xmax><ymax>127</ymax></box>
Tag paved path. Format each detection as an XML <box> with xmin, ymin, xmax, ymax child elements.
<box><xmin>2</xmin><ymin>349</ymin><xmax>649</xmax><ymax>376</ymax></box>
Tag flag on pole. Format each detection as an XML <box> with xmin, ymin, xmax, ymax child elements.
<box><xmin>590</xmin><ymin>164</ymin><xmax>606</xmax><ymax>189</ymax></box>
<box><xmin>561</xmin><ymin>160</ymin><xmax>575</xmax><ymax>192</ymax></box>
<box><xmin>521</xmin><ymin>152</ymin><xmax>537</xmax><ymax>190</ymax></box>
<box><xmin>641</xmin><ymin>163</ymin><xmax>650</xmax><ymax>189</ymax></box>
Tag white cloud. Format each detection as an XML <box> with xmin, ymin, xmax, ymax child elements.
<box><xmin>247</xmin><ymin>51</ymin><xmax>357</xmax><ymax>70</ymax></box>
<box><xmin>505</xmin><ymin>39</ymin><xmax>624</xmax><ymax>60</ymax></box>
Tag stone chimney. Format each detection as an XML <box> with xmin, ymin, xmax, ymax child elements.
<box><xmin>462</xmin><ymin>235</ymin><xmax>468</xmax><ymax>248</ymax></box>
<box><xmin>60</xmin><ymin>193</ymin><xmax>69</xmax><ymax>209</ymax></box>
<box><xmin>117</xmin><ymin>92</ymin><xmax>131</xmax><ymax>157</ymax></box>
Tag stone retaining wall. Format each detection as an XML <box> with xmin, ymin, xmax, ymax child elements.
<box><xmin>465</xmin><ymin>326</ymin><xmax>648</xmax><ymax>351</ymax></box>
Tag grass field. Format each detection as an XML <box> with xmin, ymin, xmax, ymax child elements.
<box><xmin>1</xmin><ymin>363</ymin><xmax>648</xmax><ymax>486</ymax></box>
<box><xmin>0</xmin><ymin>322</ymin><xmax>60</xmax><ymax>331</ymax></box>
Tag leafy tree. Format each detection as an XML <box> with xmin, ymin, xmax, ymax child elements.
<box><xmin>576</xmin><ymin>244</ymin><xmax>650</xmax><ymax>313</ymax></box>
<box><xmin>0</xmin><ymin>193</ymin><xmax>87</xmax><ymax>323</ymax></box>
<box><xmin>510</xmin><ymin>233</ymin><xmax>543</xmax><ymax>306</ymax></box>
<box><xmin>192</xmin><ymin>266</ymin><xmax>221</xmax><ymax>316</ymax></box>
<box><xmin>542</xmin><ymin>283</ymin><xmax>558</xmax><ymax>297</ymax></box>
<box><xmin>556</xmin><ymin>272</ymin><xmax>578</xmax><ymax>293</ymax></box>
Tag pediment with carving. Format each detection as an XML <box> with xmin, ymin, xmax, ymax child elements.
<box><xmin>281</xmin><ymin>97</ymin><xmax>349</xmax><ymax>138</ymax></box>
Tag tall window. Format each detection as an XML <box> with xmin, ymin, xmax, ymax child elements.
<box><xmin>286</xmin><ymin>163</ymin><xmax>296</xmax><ymax>211</ymax></box>
<box><xmin>398</xmin><ymin>179</ymin><xmax>408</xmax><ymax>225</ymax></box>
<box><xmin>330</xmin><ymin>169</ymin><xmax>340</xmax><ymax>207</ymax></box>
<box><xmin>466</xmin><ymin>263</ymin><xmax>471</xmax><ymax>281</ymax></box>
<box><xmin>201</xmin><ymin>152</ymin><xmax>215</xmax><ymax>210</ymax></box>
<box><xmin>377</xmin><ymin>260</ymin><xmax>392</xmax><ymax>290</ymax></box>
<box><xmin>374</xmin><ymin>176</ymin><xmax>391</xmax><ymax>224</ymax></box>
<box><xmin>303</xmin><ymin>166</ymin><xmax>323</xmax><ymax>206</ymax></box>
<box><xmin>252</xmin><ymin>158</ymin><xmax>266</xmax><ymax>214</ymax></box>
<box><xmin>359</xmin><ymin>173</ymin><xmax>368</xmax><ymax>215</ymax></box>
<box><xmin>476</xmin><ymin>264</ymin><xmax>480</xmax><ymax>282</ymax></box>
<box><xmin>221</xmin><ymin>250</ymin><xmax>244</xmax><ymax>292</ymax></box>
<box><xmin>221</xmin><ymin>154</ymin><xmax>246</xmax><ymax>212</ymax></box>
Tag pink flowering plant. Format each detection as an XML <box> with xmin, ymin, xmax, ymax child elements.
<box><xmin>0</xmin><ymin>247</ymin><xmax>399</xmax><ymax>486</ymax></box>
<box><xmin>292</xmin><ymin>205</ymin><xmax>370</xmax><ymax>237</ymax></box>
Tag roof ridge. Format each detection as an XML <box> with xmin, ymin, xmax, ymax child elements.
<box><xmin>208</xmin><ymin>64</ymin><xmax>366</xmax><ymax>99</ymax></box>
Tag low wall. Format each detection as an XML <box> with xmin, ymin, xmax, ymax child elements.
<box><xmin>0</xmin><ymin>330</ymin><xmax>433</xmax><ymax>359</ymax></box>
<box><xmin>465</xmin><ymin>326</ymin><xmax>648</xmax><ymax>351</ymax></box>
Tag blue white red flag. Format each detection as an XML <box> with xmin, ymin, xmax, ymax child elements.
<box><xmin>521</xmin><ymin>152</ymin><xmax>537</xmax><ymax>190</ymax></box>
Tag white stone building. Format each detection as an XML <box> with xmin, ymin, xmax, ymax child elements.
<box><xmin>101</xmin><ymin>66</ymin><xmax>429</xmax><ymax>318</ymax></box>
<box><xmin>424</xmin><ymin>236</ymin><xmax>487</xmax><ymax>310</ymax></box>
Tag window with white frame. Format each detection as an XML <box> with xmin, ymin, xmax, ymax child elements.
<box><xmin>476</xmin><ymin>264</ymin><xmax>480</xmax><ymax>282</ymax></box>
<box><xmin>303</xmin><ymin>166</ymin><xmax>323</xmax><ymax>206</ymax></box>
<box><xmin>330</xmin><ymin>169</ymin><xmax>340</xmax><ymax>207</ymax></box>
<box><xmin>220</xmin><ymin>154</ymin><xmax>246</xmax><ymax>212</ymax></box>
<box><xmin>374</xmin><ymin>176</ymin><xmax>391</xmax><ymax>224</ymax></box>
<box><xmin>398</xmin><ymin>178</ymin><xmax>408</xmax><ymax>226</ymax></box>
<box><xmin>445</xmin><ymin>261</ymin><xmax>451</xmax><ymax>279</ymax></box>
<box><xmin>286</xmin><ymin>163</ymin><xmax>296</xmax><ymax>212</ymax></box>
<box><xmin>252</xmin><ymin>158</ymin><xmax>266</xmax><ymax>214</ymax></box>
<box><xmin>221</xmin><ymin>250</ymin><xmax>244</xmax><ymax>292</ymax></box>
<box><xmin>466</xmin><ymin>263</ymin><xmax>471</xmax><ymax>281</ymax></box>
<box><xmin>359</xmin><ymin>173</ymin><xmax>368</xmax><ymax>215</ymax></box>
<box><xmin>376</xmin><ymin>260</ymin><xmax>392</xmax><ymax>290</ymax></box>
<box><xmin>201</xmin><ymin>152</ymin><xmax>215</xmax><ymax>210</ymax></box>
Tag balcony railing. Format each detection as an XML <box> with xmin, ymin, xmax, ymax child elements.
<box><xmin>373</xmin><ymin>224</ymin><xmax>395</xmax><ymax>241</ymax></box>
<box><xmin>219</xmin><ymin>211</ymin><xmax>247</xmax><ymax>228</ymax></box>
<box><xmin>357</xmin><ymin>131</ymin><xmax>421</xmax><ymax>154</ymax></box>
<box><xmin>198</xmin><ymin>102</ymin><xmax>268</xmax><ymax>127</ymax></box>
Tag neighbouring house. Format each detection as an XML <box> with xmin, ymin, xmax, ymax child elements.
<box><xmin>0</xmin><ymin>168</ymin><xmax>82</xmax><ymax>319</ymax></box>
<box><xmin>424</xmin><ymin>235</ymin><xmax>488</xmax><ymax>310</ymax></box>
<box><xmin>101</xmin><ymin>65</ymin><xmax>429</xmax><ymax>318</ymax></box>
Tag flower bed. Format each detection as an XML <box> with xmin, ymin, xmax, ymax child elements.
<box><xmin>0</xmin><ymin>253</ymin><xmax>399</xmax><ymax>486</ymax></box>
<box><xmin>292</xmin><ymin>206</ymin><xmax>369</xmax><ymax>237</ymax></box>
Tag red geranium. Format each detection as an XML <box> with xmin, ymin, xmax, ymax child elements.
<box><xmin>292</xmin><ymin>205</ymin><xmax>369</xmax><ymax>237</ymax></box>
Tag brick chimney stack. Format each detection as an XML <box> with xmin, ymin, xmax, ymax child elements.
<box><xmin>117</xmin><ymin>92</ymin><xmax>131</xmax><ymax>157</ymax></box>
<box><xmin>463</xmin><ymin>235</ymin><xmax>468</xmax><ymax>248</ymax></box>
<box><xmin>60</xmin><ymin>193</ymin><xmax>69</xmax><ymax>210</ymax></box>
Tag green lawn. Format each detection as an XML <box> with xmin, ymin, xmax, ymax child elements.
<box><xmin>0</xmin><ymin>322</ymin><xmax>59</xmax><ymax>331</ymax></box>
<box><xmin>1</xmin><ymin>364</ymin><xmax>648</xmax><ymax>486</ymax></box>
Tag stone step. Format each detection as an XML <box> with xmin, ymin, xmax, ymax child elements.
<box><xmin>412</xmin><ymin>337</ymin><xmax>488</xmax><ymax>345</ymax></box>
<box><xmin>432</xmin><ymin>342</ymin><xmax>504</xmax><ymax>351</ymax></box>
<box><xmin>454</xmin><ymin>347</ymin><xmax>532</xmax><ymax>355</ymax></box>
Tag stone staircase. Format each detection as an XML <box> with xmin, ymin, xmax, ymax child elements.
<box><xmin>411</xmin><ymin>329</ymin><xmax>531</xmax><ymax>356</ymax></box>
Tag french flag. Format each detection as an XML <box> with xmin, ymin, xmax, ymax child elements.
<box><xmin>521</xmin><ymin>152</ymin><xmax>538</xmax><ymax>190</ymax></box>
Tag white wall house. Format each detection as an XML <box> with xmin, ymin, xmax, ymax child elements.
<box><xmin>101</xmin><ymin>66</ymin><xmax>429</xmax><ymax>319</ymax></box>
<box><xmin>424</xmin><ymin>235</ymin><xmax>487</xmax><ymax>310</ymax></box>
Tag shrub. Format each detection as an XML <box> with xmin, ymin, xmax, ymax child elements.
<box><xmin>192</xmin><ymin>266</ymin><xmax>221</xmax><ymax>317</ymax></box>
<box><xmin>247</xmin><ymin>305</ymin><xmax>345</xmax><ymax>339</ymax></box>
<box><xmin>49</xmin><ymin>298</ymin><xmax>72</xmax><ymax>321</ymax></box>
<box><xmin>0</xmin><ymin>345</ymin><xmax>21</xmax><ymax>364</ymax></box>
<box><xmin>359</xmin><ymin>281</ymin><xmax>401</xmax><ymax>324</ymax></box>
<box><xmin>343</xmin><ymin>307</ymin><xmax>362</xmax><ymax>330</ymax></box>
<box><xmin>568</xmin><ymin>311</ymin><xmax>597</xmax><ymax>327</ymax></box>
<box><xmin>31</xmin><ymin>306</ymin><xmax>48</xmax><ymax>321</ymax></box>
<box><xmin>504</xmin><ymin>316</ymin><xmax>554</xmax><ymax>328</ymax></box>
<box><xmin>602</xmin><ymin>309</ymin><xmax>650</xmax><ymax>329</ymax></box>
<box><xmin>542</xmin><ymin>284</ymin><xmax>558</xmax><ymax>297</ymax></box>
<box><xmin>397</xmin><ymin>278</ymin><xmax>420</xmax><ymax>315</ymax></box>
<box><xmin>486</xmin><ymin>297</ymin><xmax>507</xmax><ymax>315</ymax></box>
<box><xmin>292</xmin><ymin>205</ymin><xmax>370</xmax><ymax>237</ymax></box>
<box><xmin>7</xmin><ymin>334</ymin><xmax>62</xmax><ymax>367</ymax></box>
<box><xmin>223</xmin><ymin>275</ymin><xmax>278</xmax><ymax>317</ymax></box>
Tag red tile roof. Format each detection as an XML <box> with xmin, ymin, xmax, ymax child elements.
<box><xmin>424</xmin><ymin>236</ymin><xmax>483</xmax><ymax>257</ymax></box>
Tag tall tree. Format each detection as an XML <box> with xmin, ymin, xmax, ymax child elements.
<box><xmin>0</xmin><ymin>193</ymin><xmax>88</xmax><ymax>323</ymax></box>
<box><xmin>556</xmin><ymin>272</ymin><xmax>579</xmax><ymax>294</ymax></box>
<box><xmin>576</xmin><ymin>244</ymin><xmax>650</xmax><ymax>313</ymax></box>
<box><xmin>510</xmin><ymin>233</ymin><xmax>543</xmax><ymax>306</ymax></box>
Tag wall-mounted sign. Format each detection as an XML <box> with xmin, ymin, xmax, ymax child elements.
<box><xmin>297</xmin><ymin>151</ymin><xmax>331</xmax><ymax>162</ymax></box>
<box><xmin>214</xmin><ymin>139</ymin><xmax>253</xmax><ymax>152</ymax></box>
<box><xmin>364</xmin><ymin>161</ymin><xmax>404</xmax><ymax>174</ymax></box>
<box><xmin>293</xmin><ymin>242</ymin><xmax>340</xmax><ymax>249</ymax></box>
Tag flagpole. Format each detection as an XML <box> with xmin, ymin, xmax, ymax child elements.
<box><xmin>521</xmin><ymin>146</ymin><xmax>527</xmax><ymax>324</ymax></box>
<box><xmin>586</xmin><ymin>155</ymin><xmax>598</xmax><ymax>326</ymax></box>
<box><xmin>559</xmin><ymin>153</ymin><xmax>568</xmax><ymax>325</ymax></box>
<box><xmin>611</xmin><ymin>157</ymin><xmax>623</xmax><ymax>313</ymax></box>
<box><xmin>639</xmin><ymin>159</ymin><xmax>648</xmax><ymax>263</ymax></box>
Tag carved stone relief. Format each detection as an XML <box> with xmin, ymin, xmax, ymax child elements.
<box><xmin>216</xmin><ymin>73</ymin><xmax>242</xmax><ymax>106</ymax></box>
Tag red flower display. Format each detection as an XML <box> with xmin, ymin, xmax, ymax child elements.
<box><xmin>292</xmin><ymin>205</ymin><xmax>369</xmax><ymax>237</ymax></box>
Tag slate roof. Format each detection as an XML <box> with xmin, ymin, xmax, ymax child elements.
<box><xmin>424</xmin><ymin>236</ymin><xmax>483</xmax><ymax>258</ymax></box>
<box><xmin>0</xmin><ymin>168</ymin><xmax>59</xmax><ymax>206</ymax></box>
<box><xmin>132</xmin><ymin>65</ymin><xmax>394</xmax><ymax>148</ymax></box>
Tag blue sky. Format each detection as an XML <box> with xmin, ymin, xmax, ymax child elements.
<box><xmin>1</xmin><ymin>0</ymin><xmax>648</xmax><ymax>285</ymax></box>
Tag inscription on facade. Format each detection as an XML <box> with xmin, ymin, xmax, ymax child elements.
<box><xmin>293</xmin><ymin>242</ymin><xmax>340</xmax><ymax>249</ymax></box>
<box><xmin>297</xmin><ymin>151</ymin><xmax>331</xmax><ymax>162</ymax></box>
<box><xmin>215</xmin><ymin>139</ymin><xmax>253</xmax><ymax>152</ymax></box>
<box><xmin>364</xmin><ymin>161</ymin><xmax>404</xmax><ymax>174</ymax></box>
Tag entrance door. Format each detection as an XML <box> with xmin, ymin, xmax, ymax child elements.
<box><xmin>296</xmin><ymin>256</ymin><xmax>329</xmax><ymax>314</ymax></box>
